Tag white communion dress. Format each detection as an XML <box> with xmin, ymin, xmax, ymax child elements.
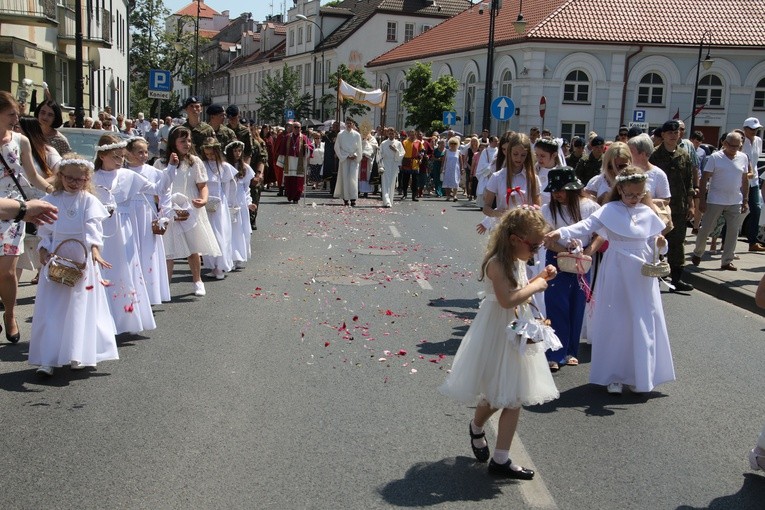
<box><xmin>202</xmin><ymin>159</ymin><xmax>235</xmax><ymax>273</ymax></box>
<box><xmin>231</xmin><ymin>165</ymin><xmax>255</xmax><ymax>264</ymax></box>
<box><xmin>28</xmin><ymin>191</ymin><xmax>118</xmax><ymax>368</ymax></box>
<box><xmin>440</xmin><ymin>260</ymin><xmax>560</xmax><ymax>409</ymax></box>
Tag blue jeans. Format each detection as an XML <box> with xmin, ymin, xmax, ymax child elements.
<box><xmin>747</xmin><ymin>185</ymin><xmax>762</xmax><ymax>244</ymax></box>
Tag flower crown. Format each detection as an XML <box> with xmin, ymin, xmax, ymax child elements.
<box><xmin>615</xmin><ymin>172</ymin><xmax>647</xmax><ymax>184</ymax></box>
<box><xmin>94</xmin><ymin>140</ymin><xmax>128</xmax><ymax>152</ymax></box>
<box><xmin>126</xmin><ymin>136</ymin><xmax>147</xmax><ymax>145</ymax></box>
<box><xmin>59</xmin><ymin>159</ymin><xmax>95</xmax><ymax>170</ymax></box>
<box><xmin>224</xmin><ymin>140</ymin><xmax>245</xmax><ymax>153</ymax></box>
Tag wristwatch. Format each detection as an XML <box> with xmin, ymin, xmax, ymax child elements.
<box><xmin>13</xmin><ymin>199</ymin><xmax>26</xmax><ymax>222</ymax></box>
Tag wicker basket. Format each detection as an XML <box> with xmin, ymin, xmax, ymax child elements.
<box><xmin>151</xmin><ymin>219</ymin><xmax>167</xmax><ymax>235</ymax></box>
<box><xmin>47</xmin><ymin>239</ymin><xmax>87</xmax><ymax>287</ymax></box>
<box><xmin>641</xmin><ymin>239</ymin><xmax>670</xmax><ymax>278</ymax></box>
<box><xmin>557</xmin><ymin>252</ymin><xmax>592</xmax><ymax>274</ymax></box>
<box><xmin>174</xmin><ymin>209</ymin><xmax>190</xmax><ymax>222</ymax></box>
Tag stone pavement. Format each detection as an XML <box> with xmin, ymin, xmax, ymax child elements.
<box><xmin>682</xmin><ymin>228</ymin><xmax>765</xmax><ymax>316</ymax></box>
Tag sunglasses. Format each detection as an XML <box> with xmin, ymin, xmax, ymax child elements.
<box><xmin>518</xmin><ymin>237</ymin><xmax>543</xmax><ymax>253</ymax></box>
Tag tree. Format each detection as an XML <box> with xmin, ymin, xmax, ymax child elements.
<box><xmin>257</xmin><ymin>64</ymin><xmax>314</xmax><ymax>125</ymax></box>
<box><xmin>129</xmin><ymin>0</ymin><xmax>210</xmax><ymax>118</ymax></box>
<box><xmin>323</xmin><ymin>64</ymin><xmax>373</xmax><ymax>120</ymax></box>
<box><xmin>402</xmin><ymin>62</ymin><xmax>459</xmax><ymax>133</ymax></box>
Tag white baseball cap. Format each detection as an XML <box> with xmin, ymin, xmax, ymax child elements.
<box><xmin>744</xmin><ymin>117</ymin><xmax>762</xmax><ymax>129</ymax></box>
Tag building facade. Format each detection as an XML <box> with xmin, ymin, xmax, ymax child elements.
<box><xmin>0</xmin><ymin>0</ymin><xmax>131</xmax><ymax>117</ymax></box>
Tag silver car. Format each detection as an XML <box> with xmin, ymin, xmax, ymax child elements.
<box><xmin>57</xmin><ymin>128</ymin><xmax>130</xmax><ymax>161</ymax></box>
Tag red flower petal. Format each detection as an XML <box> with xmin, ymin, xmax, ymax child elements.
<box><xmin>324</xmin><ymin>341</ymin><xmax>330</xmax><ymax>347</ymax></box>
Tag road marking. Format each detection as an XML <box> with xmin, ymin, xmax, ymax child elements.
<box><xmin>487</xmin><ymin>416</ymin><xmax>559</xmax><ymax>509</ymax></box>
<box><xmin>407</xmin><ymin>264</ymin><xmax>433</xmax><ymax>290</ymax></box>
<box><xmin>389</xmin><ymin>225</ymin><xmax>401</xmax><ymax>238</ymax></box>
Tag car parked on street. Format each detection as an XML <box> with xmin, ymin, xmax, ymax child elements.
<box><xmin>58</xmin><ymin>128</ymin><xmax>130</xmax><ymax>161</ymax></box>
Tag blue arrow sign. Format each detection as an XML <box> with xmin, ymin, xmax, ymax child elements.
<box><xmin>491</xmin><ymin>96</ymin><xmax>515</xmax><ymax>121</ymax></box>
<box><xmin>443</xmin><ymin>111</ymin><xmax>456</xmax><ymax>126</ymax></box>
<box><xmin>148</xmin><ymin>69</ymin><xmax>172</xmax><ymax>92</ymax></box>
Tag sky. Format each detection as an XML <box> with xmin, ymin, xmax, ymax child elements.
<box><xmin>161</xmin><ymin>0</ymin><xmax>332</xmax><ymax>23</ymax></box>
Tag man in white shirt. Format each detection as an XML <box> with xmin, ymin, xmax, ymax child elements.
<box><xmin>135</xmin><ymin>112</ymin><xmax>151</xmax><ymax>136</ymax></box>
<box><xmin>379</xmin><ymin>127</ymin><xmax>404</xmax><ymax>208</ymax></box>
<box><xmin>691</xmin><ymin>131</ymin><xmax>751</xmax><ymax>270</ymax></box>
<box><xmin>334</xmin><ymin>118</ymin><xmax>363</xmax><ymax>207</ymax></box>
<box><xmin>742</xmin><ymin>117</ymin><xmax>765</xmax><ymax>250</ymax></box>
<box><xmin>475</xmin><ymin>136</ymin><xmax>498</xmax><ymax>209</ymax></box>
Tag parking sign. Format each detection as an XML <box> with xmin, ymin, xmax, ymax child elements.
<box><xmin>633</xmin><ymin>110</ymin><xmax>646</xmax><ymax>123</ymax></box>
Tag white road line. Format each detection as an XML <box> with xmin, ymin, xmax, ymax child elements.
<box><xmin>389</xmin><ymin>225</ymin><xmax>401</xmax><ymax>238</ymax></box>
<box><xmin>487</xmin><ymin>416</ymin><xmax>559</xmax><ymax>509</ymax></box>
<box><xmin>408</xmin><ymin>264</ymin><xmax>433</xmax><ymax>290</ymax></box>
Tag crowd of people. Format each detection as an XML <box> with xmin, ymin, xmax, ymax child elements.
<box><xmin>3</xmin><ymin>88</ymin><xmax>764</xmax><ymax>476</ymax></box>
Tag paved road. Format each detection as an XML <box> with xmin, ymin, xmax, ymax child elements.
<box><xmin>1</xmin><ymin>191</ymin><xmax>764</xmax><ymax>509</ymax></box>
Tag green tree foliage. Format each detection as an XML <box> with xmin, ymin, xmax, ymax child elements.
<box><xmin>402</xmin><ymin>62</ymin><xmax>458</xmax><ymax>133</ymax></box>
<box><xmin>129</xmin><ymin>0</ymin><xmax>209</xmax><ymax>118</ymax></box>
<box><xmin>324</xmin><ymin>64</ymin><xmax>373</xmax><ymax>120</ymax></box>
<box><xmin>257</xmin><ymin>64</ymin><xmax>313</xmax><ymax>125</ymax></box>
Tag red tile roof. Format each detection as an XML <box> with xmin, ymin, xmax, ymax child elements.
<box><xmin>368</xmin><ymin>0</ymin><xmax>765</xmax><ymax>67</ymax></box>
<box><xmin>174</xmin><ymin>0</ymin><xmax>220</xmax><ymax>19</ymax></box>
<box><xmin>198</xmin><ymin>29</ymin><xmax>218</xmax><ymax>39</ymax></box>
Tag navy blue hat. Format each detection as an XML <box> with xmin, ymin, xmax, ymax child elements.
<box><xmin>225</xmin><ymin>104</ymin><xmax>239</xmax><ymax>117</ymax></box>
<box><xmin>183</xmin><ymin>96</ymin><xmax>201</xmax><ymax>108</ymax></box>
<box><xmin>590</xmin><ymin>136</ymin><xmax>605</xmax><ymax>147</ymax></box>
<box><xmin>627</xmin><ymin>126</ymin><xmax>643</xmax><ymax>138</ymax></box>
<box><xmin>661</xmin><ymin>120</ymin><xmax>680</xmax><ymax>132</ymax></box>
<box><xmin>206</xmin><ymin>104</ymin><xmax>225</xmax><ymax>115</ymax></box>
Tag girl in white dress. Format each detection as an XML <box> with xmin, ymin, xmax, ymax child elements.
<box><xmin>93</xmin><ymin>134</ymin><xmax>156</xmax><ymax>335</ymax></box>
<box><xmin>225</xmin><ymin>141</ymin><xmax>257</xmax><ymax>268</ymax></box>
<box><xmin>544</xmin><ymin>167</ymin><xmax>675</xmax><ymax>394</ymax></box>
<box><xmin>154</xmin><ymin>127</ymin><xmax>220</xmax><ymax>297</ymax></box>
<box><xmin>29</xmin><ymin>156</ymin><xmax>118</xmax><ymax>376</ymax></box>
<box><xmin>358</xmin><ymin>131</ymin><xmax>378</xmax><ymax>197</ymax></box>
<box><xmin>533</xmin><ymin>138</ymin><xmax>566</xmax><ymax>206</ymax></box>
<box><xmin>440</xmin><ymin>207</ymin><xmax>559</xmax><ymax>478</ymax></box>
<box><xmin>478</xmin><ymin>132</ymin><xmax>540</xmax><ymax>234</ymax></box>
<box><xmin>199</xmin><ymin>138</ymin><xmax>234</xmax><ymax>279</ymax></box>
<box><xmin>124</xmin><ymin>137</ymin><xmax>172</xmax><ymax>304</ymax></box>
<box><xmin>441</xmin><ymin>137</ymin><xmax>463</xmax><ymax>202</ymax></box>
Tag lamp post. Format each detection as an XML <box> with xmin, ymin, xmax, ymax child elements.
<box><xmin>295</xmin><ymin>14</ymin><xmax>325</xmax><ymax>121</ymax></box>
<box><xmin>690</xmin><ymin>31</ymin><xmax>714</xmax><ymax>134</ymax></box>
<box><xmin>480</xmin><ymin>0</ymin><xmax>526</xmax><ymax>133</ymax></box>
<box><xmin>194</xmin><ymin>0</ymin><xmax>201</xmax><ymax>97</ymax></box>
<box><xmin>74</xmin><ymin>0</ymin><xmax>85</xmax><ymax>127</ymax></box>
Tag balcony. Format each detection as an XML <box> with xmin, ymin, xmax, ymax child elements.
<box><xmin>57</xmin><ymin>6</ymin><xmax>112</xmax><ymax>48</ymax></box>
<box><xmin>0</xmin><ymin>0</ymin><xmax>57</xmax><ymax>27</ymax></box>
<box><xmin>0</xmin><ymin>37</ymin><xmax>37</xmax><ymax>65</ymax></box>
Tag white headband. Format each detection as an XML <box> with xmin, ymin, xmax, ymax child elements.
<box><xmin>94</xmin><ymin>140</ymin><xmax>128</xmax><ymax>152</ymax></box>
<box><xmin>126</xmin><ymin>136</ymin><xmax>147</xmax><ymax>144</ymax></box>
<box><xmin>615</xmin><ymin>172</ymin><xmax>647</xmax><ymax>183</ymax></box>
<box><xmin>59</xmin><ymin>159</ymin><xmax>95</xmax><ymax>170</ymax></box>
<box><xmin>224</xmin><ymin>140</ymin><xmax>245</xmax><ymax>153</ymax></box>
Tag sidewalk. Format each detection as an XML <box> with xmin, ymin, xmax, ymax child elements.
<box><xmin>682</xmin><ymin>229</ymin><xmax>765</xmax><ymax>316</ymax></box>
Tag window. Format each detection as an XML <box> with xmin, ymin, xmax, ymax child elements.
<box><xmin>563</xmin><ymin>70</ymin><xmax>590</xmax><ymax>103</ymax></box>
<box><xmin>637</xmin><ymin>72</ymin><xmax>664</xmax><ymax>106</ymax></box>
<box><xmin>60</xmin><ymin>59</ymin><xmax>70</xmax><ymax>105</ymax></box>
<box><xmin>305</xmin><ymin>63</ymin><xmax>311</xmax><ymax>86</ymax></box>
<box><xmin>298</xmin><ymin>27</ymin><xmax>303</xmax><ymax>45</ymax></box>
<box><xmin>315</xmin><ymin>61</ymin><xmax>323</xmax><ymax>83</ymax></box>
<box><xmin>396</xmin><ymin>81</ymin><xmax>406</xmax><ymax>129</ymax></box>
<box><xmin>306</xmin><ymin>25</ymin><xmax>312</xmax><ymax>43</ymax></box>
<box><xmin>422</xmin><ymin>24</ymin><xmax>432</xmax><ymax>33</ymax></box>
<box><xmin>464</xmin><ymin>73</ymin><xmax>476</xmax><ymax>133</ymax></box>
<box><xmin>561</xmin><ymin>122</ymin><xmax>588</xmax><ymax>142</ymax></box>
<box><xmin>296</xmin><ymin>65</ymin><xmax>303</xmax><ymax>89</ymax></box>
<box><xmin>289</xmin><ymin>30</ymin><xmax>294</xmax><ymax>47</ymax></box>
<box><xmin>404</xmin><ymin>23</ymin><xmax>415</xmax><ymax>42</ymax></box>
<box><xmin>753</xmin><ymin>78</ymin><xmax>765</xmax><ymax>110</ymax></box>
<box><xmin>498</xmin><ymin>69</ymin><xmax>513</xmax><ymax>133</ymax></box>
<box><xmin>386</xmin><ymin>22</ymin><xmax>397</xmax><ymax>42</ymax></box>
<box><xmin>697</xmin><ymin>75</ymin><xmax>724</xmax><ymax>108</ymax></box>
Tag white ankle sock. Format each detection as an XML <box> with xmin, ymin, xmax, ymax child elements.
<box><xmin>471</xmin><ymin>420</ymin><xmax>487</xmax><ymax>448</ymax></box>
<box><xmin>493</xmin><ymin>448</ymin><xmax>509</xmax><ymax>464</ymax></box>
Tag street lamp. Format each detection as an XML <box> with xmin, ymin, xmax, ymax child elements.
<box><xmin>480</xmin><ymin>0</ymin><xmax>526</xmax><ymax>133</ymax></box>
<box><xmin>295</xmin><ymin>14</ymin><xmax>325</xmax><ymax>120</ymax></box>
<box><xmin>194</xmin><ymin>0</ymin><xmax>201</xmax><ymax>97</ymax></box>
<box><xmin>690</xmin><ymin>31</ymin><xmax>714</xmax><ymax>133</ymax></box>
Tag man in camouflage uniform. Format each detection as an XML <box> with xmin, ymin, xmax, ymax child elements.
<box><xmin>225</xmin><ymin>105</ymin><xmax>254</xmax><ymax>165</ymax></box>
<box><xmin>649</xmin><ymin>120</ymin><xmax>695</xmax><ymax>292</ymax></box>
<box><xmin>574</xmin><ymin>136</ymin><xmax>605</xmax><ymax>185</ymax></box>
<box><xmin>205</xmin><ymin>104</ymin><xmax>237</xmax><ymax>149</ymax></box>
<box><xmin>181</xmin><ymin>96</ymin><xmax>214</xmax><ymax>155</ymax></box>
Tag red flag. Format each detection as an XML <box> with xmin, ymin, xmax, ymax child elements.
<box><xmin>693</xmin><ymin>105</ymin><xmax>705</xmax><ymax>116</ymax></box>
<box><xmin>672</xmin><ymin>108</ymin><xmax>680</xmax><ymax>120</ymax></box>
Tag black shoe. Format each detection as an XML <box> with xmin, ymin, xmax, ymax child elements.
<box><xmin>350</xmin><ymin>201</ymin><xmax>356</xmax><ymax>207</ymax></box>
<box><xmin>412</xmin><ymin>197</ymin><xmax>419</xmax><ymax>202</ymax></box>
<box><xmin>4</xmin><ymin>314</ymin><xmax>19</xmax><ymax>344</ymax></box>
<box><xmin>488</xmin><ymin>459</ymin><xmax>535</xmax><ymax>479</ymax></box>
<box><xmin>670</xmin><ymin>280</ymin><xmax>694</xmax><ymax>292</ymax></box>
<box><xmin>363</xmin><ymin>193</ymin><xmax>368</xmax><ymax>198</ymax></box>
<box><xmin>469</xmin><ymin>423</ymin><xmax>490</xmax><ymax>462</ymax></box>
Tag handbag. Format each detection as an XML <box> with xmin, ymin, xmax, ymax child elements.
<box><xmin>653</xmin><ymin>199</ymin><xmax>674</xmax><ymax>234</ymax></box>
<box><xmin>641</xmin><ymin>238</ymin><xmax>670</xmax><ymax>278</ymax></box>
<box><xmin>509</xmin><ymin>301</ymin><xmax>562</xmax><ymax>351</ymax></box>
<box><xmin>205</xmin><ymin>196</ymin><xmax>221</xmax><ymax>213</ymax></box>
<box><xmin>0</xmin><ymin>151</ymin><xmax>37</xmax><ymax>235</ymax></box>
